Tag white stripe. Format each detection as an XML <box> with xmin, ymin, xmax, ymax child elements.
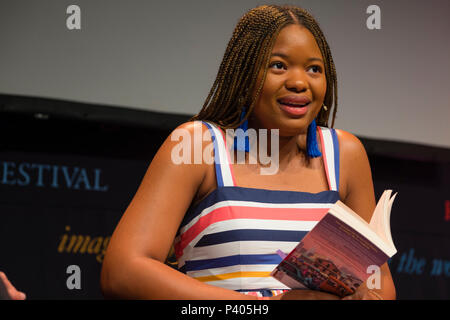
<box><xmin>242</xmin><ymin>276</ymin><xmax>290</xmax><ymax>290</ymax></box>
<box><xmin>187</xmin><ymin>264</ymin><xmax>277</xmax><ymax>278</ymax></box>
<box><xmin>320</xmin><ymin>127</ymin><xmax>337</xmax><ymax>191</ymax></box>
<box><xmin>179</xmin><ymin>199</ymin><xmax>333</xmax><ymax>235</ymax></box>
<box><xmin>209</xmin><ymin>123</ymin><xmax>234</xmax><ymax>187</ymax></box>
<box><xmin>178</xmin><ymin>219</ymin><xmax>319</xmax><ymax>267</ymax></box>
<box><xmin>187</xmin><ymin>240</ymin><xmax>299</xmax><ymax>261</ymax></box>
<box><xmin>200</xmin><ymin>276</ymin><xmax>289</xmax><ymax>291</ymax></box>
<box><xmin>176</xmin><ymin>218</ymin><xmax>318</xmax><ymax>256</ymax></box>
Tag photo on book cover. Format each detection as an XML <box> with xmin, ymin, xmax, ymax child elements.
<box><xmin>272</xmin><ymin>190</ymin><xmax>397</xmax><ymax>298</ymax></box>
<box><xmin>275</xmin><ymin>239</ymin><xmax>364</xmax><ymax>297</ymax></box>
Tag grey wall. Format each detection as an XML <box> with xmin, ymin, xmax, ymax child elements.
<box><xmin>0</xmin><ymin>0</ymin><xmax>449</xmax><ymax>148</ymax></box>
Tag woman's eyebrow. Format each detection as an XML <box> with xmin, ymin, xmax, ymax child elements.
<box><xmin>271</xmin><ymin>52</ymin><xmax>289</xmax><ymax>59</ymax></box>
<box><xmin>271</xmin><ymin>52</ymin><xmax>323</xmax><ymax>63</ymax></box>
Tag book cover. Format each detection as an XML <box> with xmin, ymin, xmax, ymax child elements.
<box><xmin>271</xmin><ymin>192</ymin><xmax>397</xmax><ymax>297</ymax></box>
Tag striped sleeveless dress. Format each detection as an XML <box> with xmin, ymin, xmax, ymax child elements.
<box><xmin>174</xmin><ymin>121</ymin><xmax>341</xmax><ymax>298</ymax></box>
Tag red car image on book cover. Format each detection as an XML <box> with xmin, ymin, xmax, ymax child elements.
<box><xmin>271</xmin><ymin>190</ymin><xmax>398</xmax><ymax>297</ymax></box>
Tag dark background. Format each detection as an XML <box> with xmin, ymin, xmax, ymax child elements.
<box><xmin>0</xmin><ymin>94</ymin><xmax>449</xmax><ymax>299</ymax></box>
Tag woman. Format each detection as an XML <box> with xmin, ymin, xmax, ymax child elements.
<box><xmin>101</xmin><ymin>4</ymin><xmax>396</xmax><ymax>300</ymax></box>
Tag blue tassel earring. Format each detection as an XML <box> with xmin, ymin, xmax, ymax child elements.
<box><xmin>234</xmin><ymin>107</ymin><xmax>250</xmax><ymax>152</ymax></box>
<box><xmin>306</xmin><ymin>119</ymin><xmax>322</xmax><ymax>158</ymax></box>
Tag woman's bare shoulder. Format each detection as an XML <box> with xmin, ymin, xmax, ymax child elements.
<box><xmin>163</xmin><ymin>120</ymin><xmax>217</xmax><ymax>205</ymax></box>
<box><xmin>168</xmin><ymin>121</ymin><xmax>215</xmax><ymax>146</ymax></box>
<box><xmin>334</xmin><ymin>129</ymin><xmax>375</xmax><ymax>220</ymax></box>
<box><xmin>334</xmin><ymin>129</ymin><xmax>368</xmax><ymax>159</ymax></box>
<box><xmin>158</xmin><ymin>120</ymin><xmax>214</xmax><ymax>160</ymax></box>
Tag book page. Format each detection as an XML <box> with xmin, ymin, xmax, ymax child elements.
<box><xmin>331</xmin><ymin>200</ymin><xmax>396</xmax><ymax>256</ymax></box>
<box><xmin>369</xmin><ymin>190</ymin><xmax>397</xmax><ymax>250</ymax></box>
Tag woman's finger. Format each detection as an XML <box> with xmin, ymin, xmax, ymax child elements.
<box><xmin>0</xmin><ymin>272</ymin><xmax>26</xmax><ymax>300</ymax></box>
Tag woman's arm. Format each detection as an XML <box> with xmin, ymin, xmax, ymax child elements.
<box><xmin>100</xmin><ymin>121</ymin><xmax>342</xmax><ymax>300</ymax></box>
<box><xmin>100</xmin><ymin>122</ymin><xmax>255</xmax><ymax>299</ymax></box>
<box><xmin>336</xmin><ymin>129</ymin><xmax>396</xmax><ymax>300</ymax></box>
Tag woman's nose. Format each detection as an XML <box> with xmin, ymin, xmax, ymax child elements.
<box><xmin>285</xmin><ymin>72</ymin><xmax>308</xmax><ymax>92</ymax></box>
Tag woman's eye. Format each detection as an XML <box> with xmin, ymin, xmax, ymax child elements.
<box><xmin>270</xmin><ymin>62</ymin><xmax>286</xmax><ymax>70</ymax></box>
<box><xmin>308</xmin><ymin>65</ymin><xmax>322</xmax><ymax>73</ymax></box>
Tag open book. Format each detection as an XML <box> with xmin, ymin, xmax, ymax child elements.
<box><xmin>271</xmin><ymin>190</ymin><xmax>397</xmax><ymax>297</ymax></box>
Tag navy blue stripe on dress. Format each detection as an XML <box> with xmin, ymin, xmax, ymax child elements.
<box><xmin>195</xmin><ymin>229</ymin><xmax>308</xmax><ymax>247</ymax></box>
<box><xmin>179</xmin><ymin>187</ymin><xmax>340</xmax><ymax>230</ymax></box>
<box><xmin>182</xmin><ymin>254</ymin><xmax>283</xmax><ymax>272</ymax></box>
<box><xmin>330</xmin><ymin>128</ymin><xmax>340</xmax><ymax>190</ymax></box>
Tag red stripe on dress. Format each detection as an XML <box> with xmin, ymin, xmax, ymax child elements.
<box><xmin>175</xmin><ymin>205</ymin><xmax>328</xmax><ymax>257</ymax></box>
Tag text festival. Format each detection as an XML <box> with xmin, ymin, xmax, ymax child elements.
<box><xmin>0</xmin><ymin>161</ymin><xmax>108</xmax><ymax>191</ymax></box>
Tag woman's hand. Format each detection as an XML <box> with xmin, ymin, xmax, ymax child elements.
<box><xmin>341</xmin><ymin>281</ymin><xmax>384</xmax><ymax>300</ymax></box>
<box><xmin>341</xmin><ymin>287</ymin><xmax>383</xmax><ymax>300</ymax></box>
<box><xmin>271</xmin><ymin>289</ymin><xmax>340</xmax><ymax>300</ymax></box>
<box><xmin>0</xmin><ymin>272</ymin><xmax>26</xmax><ymax>300</ymax></box>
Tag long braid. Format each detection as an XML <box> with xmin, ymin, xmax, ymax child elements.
<box><xmin>191</xmin><ymin>5</ymin><xmax>338</xmax><ymax>129</ymax></box>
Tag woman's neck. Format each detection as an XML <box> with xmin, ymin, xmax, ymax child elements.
<box><xmin>245</xmin><ymin>122</ymin><xmax>309</xmax><ymax>167</ymax></box>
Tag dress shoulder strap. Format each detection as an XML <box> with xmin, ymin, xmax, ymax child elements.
<box><xmin>201</xmin><ymin>121</ymin><xmax>236</xmax><ymax>187</ymax></box>
<box><xmin>317</xmin><ymin>126</ymin><xmax>340</xmax><ymax>192</ymax></box>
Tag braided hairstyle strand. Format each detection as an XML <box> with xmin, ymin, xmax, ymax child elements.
<box><xmin>190</xmin><ymin>5</ymin><xmax>338</xmax><ymax>129</ymax></box>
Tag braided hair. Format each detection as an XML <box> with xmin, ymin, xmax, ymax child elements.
<box><xmin>190</xmin><ymin>4</ymin><xmax>338</xmax><ymax>129</ymax></box>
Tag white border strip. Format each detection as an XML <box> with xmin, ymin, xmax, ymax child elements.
<box><xmin>320</xmin><ymin>127</ymin><xmax>337</xmax><ymax>191</ymax></box>
<box><xmin>209</xmin><ymin>124</ymin><xmax>234</xmax><ymax>187</ymax></box>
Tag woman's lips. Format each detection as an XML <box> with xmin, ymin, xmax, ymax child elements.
<box><xmin>278</xmin><ymin>102</ymin><xmax>310</xmax><ymax>116</ymax></box>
